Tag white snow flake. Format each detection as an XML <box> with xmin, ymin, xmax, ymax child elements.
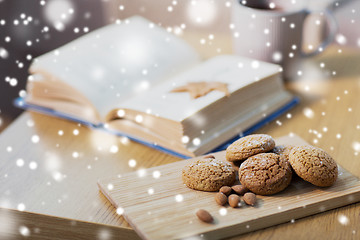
<box><xmin>72</xmin><ymin>152</ymin><xmax>79</xmax><ymax>158</ymax></box>
<box><xmin>29</xmin><ymin>161</ymin><xmax>38</xmax><ymax>170</ymax></box>
<box><xmin>17</xmin><ymin>203</ymin><xmax>26</xmax><ymax>211</ymax></box>
<box><xmin>128</xmin><ymin>159</ymin><xmax>137</xmax><ymax>168</ymax></box>
<box><xmin>31</xmin><ymin>135</ymin><xmax>40</xmax><ymax>143</ymax></box>
<box><xmin>352</xmin><ymin>142</ymin><xmax>360</xmax><ymax>152</ymax></box>
<box><xmin>137</xmin><ymin>169</ymin><xmax>146</xmax><ymax>178</ymax></box>
<box><xmin>116</xmin><ymin>207</ymin><xmax>124</xmax><ymax>215</ymax></box>
<box><xmin>152</xmin><ymin>170</ymin><xmax>161</xmax><ymax>179</ymax></box>
<box><xmin>182</xmin><ymin>136</ymin><xmax>190</xmax><ymax>144</ymax></box>
<box><xmin>175</xmin><ymin>194</ymin><xmax>184</xmax><ymax>202</ymax></box>
<box><xmin>147</xmin><ymin>188</ymin><xmax>154</xmax><ymax>195</ymax></box>
<box><xmin>19</xmin><ymin>226</ymin><xmax>30</xmax><ymax>237</ymax></box>
<box><xmin>109</xmin><ymin>145</ymin><xmax>118</xmax><ymax>153</ymax></box>
<box><xmin>192</xmin><ymin>138</ymin><xmax>201</xmax><ymax>146</ymax></box>
<box><xmin>219</xmin><ymin>207</ymin><xmax>227</xmax><ymax>216</ymax></box>
<box><xmin>16</xmin><ymin>159</ymin><xmax>25</xmax><ymax>167</ymax></box>
<box><xmin>338</xmin><ymin>214</ymin><xmax>349</xmax><ymax>225</ymax></box>
<box><xmin>303</xmin><ymin>108</ymin><xmax>314</xmax><ymax>118</ymax></box>
<box><xmin>0</xmin><ymin>48</ymin><xmax>9</xmax><ymax>59</ymax></box>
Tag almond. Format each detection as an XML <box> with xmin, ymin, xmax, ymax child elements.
<box><xmin>219</xmin><ymin>186</ymin><xmax>232</xmax><ymax>196</ymax></box>
<box><xmin>204</xmin><ymin>154</ymin><xmax>215</xmax><ymax>159</ymax></box>
<box><xmin>243</xmin><ymin>192</ymin><xmax>256</xmax><ymax>206</ymax></box>
<box><xmin>231</xmin><ymin>185</ymin><xmax>248</xmax><ymax>195</ymax></box>
<box><xmin>228</xmin><ymin>194</ymin><xmax>241</xmax><ymax>208</ymax></box>
<box><xmin>214</xmin><ymin>192</ymin><xmax>227</xmax><ymax>206</ymax></box>
<box><xmin>196</xmin><ymin>209</ymin><xmax>213</xmax><ymax>223</ymax></box>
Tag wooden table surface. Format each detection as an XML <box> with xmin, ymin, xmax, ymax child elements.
<box><xmin>1</xmin><ymin>38</ymin><xmax>360</xmax><ymax>239</ymax></box>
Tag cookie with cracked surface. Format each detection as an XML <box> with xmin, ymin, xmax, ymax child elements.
<box><xmin>288</xmin><ymin>146</ymin><xmax>338</xmax><ymax>187</ymax></box>
<box><xmin>271</xmin><ymin>145</ymin><xmax>294</xmax><ymax>162</ymax></box>
<box><xmin>182</xmin><ymin>157</ymin><xmax>236</xmax><ymax>192</ymax></box>
<box><xmin>226</xmin><ymin>134</ymin><xmax>276</xmax><ymax>162</ymax></box>
<box><xmin>239</xmin><ymin>153</ymin><xmax>292</xmax><ymax>195</ymax></box>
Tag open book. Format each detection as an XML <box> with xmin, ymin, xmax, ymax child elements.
<box><xmin>18</xmin><ymin>16</ymin><xmax>298</xmax><ymax>158</ymax></box>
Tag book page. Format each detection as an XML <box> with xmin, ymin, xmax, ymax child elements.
<box><xmin>119</xmin><ymin>55</ymin><xmax>282</xmax><ymax>122</ymax></box>
<box><xmin>30</xmin><ymin>16</ymin><xmax>200</xmax><ymax>118</ymax></box>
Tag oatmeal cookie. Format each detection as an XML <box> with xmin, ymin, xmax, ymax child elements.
<box><xmin>239</xmin><ymin>153</ymin><xmax>292</xmax><ymax>195</ymax></box>
<box><xmin>288</xmin><ymin>146</ymin><xmax>338</xmax><ymax>187</ymax></box>
<box><xmin>182</xmin><ymin>157</ymin><xmax>236</xmax><ymax>191</ymax></box>
<box><xmin>226</xmin><ymin>134</ymin><xmax>275</xmax><ymax>162</ymax></box>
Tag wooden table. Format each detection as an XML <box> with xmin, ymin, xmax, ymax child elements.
<box><xmin>1</xmin><ymin>41</ymin><xmax>360</xmax><ymax>239</ymax></box>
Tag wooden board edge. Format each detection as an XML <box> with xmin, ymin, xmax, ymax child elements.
<box><xmin>97</xmin><ymin>182</ymin><xmax>119</xmax><ymax>209</ymax></box>
<box><xmin>98</xmin><ymin>182</ymin><xmax>151</xmax><ymax>240</ymax></box>
<box><xmin>0</xmin><ymin>207</ymin><xmax>140</xmax><ymax>240</ymax></box>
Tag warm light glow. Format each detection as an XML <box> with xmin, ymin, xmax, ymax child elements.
<box><xmin>187</xmin><ymin>0</ymin><xmax>217</xmax><ymax>26</ymax></box>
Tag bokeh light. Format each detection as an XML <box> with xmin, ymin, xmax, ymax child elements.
<box><xmin>43</xmin><ymin>0</ymin><xmax>75</xmax><ymax>31</ymax></box>
<box><xmin>187</xmin><ymin>0</ymin><xmax>218</xmax><ymax>26</ymax></box>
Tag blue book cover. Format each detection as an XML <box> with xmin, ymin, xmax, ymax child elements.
<box><xmin>14</xmin><ymin>96</ymin><xmax>299</xmax><ymax>159</ymax></box>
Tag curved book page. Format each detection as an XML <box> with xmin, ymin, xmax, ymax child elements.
<box><xmin>29</xmin><ymin>16</ymin><xmax>200</xmax><ymax>119</ymax></box>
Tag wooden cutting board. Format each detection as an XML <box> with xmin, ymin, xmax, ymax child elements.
<box><xmin>97</xmin><ymin>135</ymin><xmax>360</xmax><ymax>240</ymax></box>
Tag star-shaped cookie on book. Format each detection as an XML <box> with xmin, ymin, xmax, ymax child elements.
<box><xmin>170</xmin><ymin>81</ymin><xmax>230</xmax><ymax>99</ymax></box>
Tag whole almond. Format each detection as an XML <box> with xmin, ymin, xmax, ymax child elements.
<box><xmin>214</xmin><ymin>192</ymin><xmax>227</xmax><ymax>206</ymax></box>
<box><xmin>196</xmin><ymin>209</ymin><xmax>214</xmax><ymax>223</ymax></box>
<box><xmin>231</xmin><ymin>185</ymin><xmax>248</xmax><ymax>195</ymax></box>
<box><xmin>228</xmin><ymin>194</ymin><xmax>241</xmax><ymax>208</ymax></box>
<box><xmin>243</xmin><ymin>192</ymin><xmax>256</xmax><ymax>206</ymax></box>
<box><xmin>219</xmin><ymin>186</ymin><xmax>232</xmax><ymax>196</ymax></box>
<box><xmin>204</xmin><ymin>154</ymin><xmax>215</xmax><ymax>159</ymax></box>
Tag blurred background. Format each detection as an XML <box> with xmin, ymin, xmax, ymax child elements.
<box><xmin>0</xmin><ymin>0</ymin><xmax>359</xmax><ymax>132</ymax></box>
